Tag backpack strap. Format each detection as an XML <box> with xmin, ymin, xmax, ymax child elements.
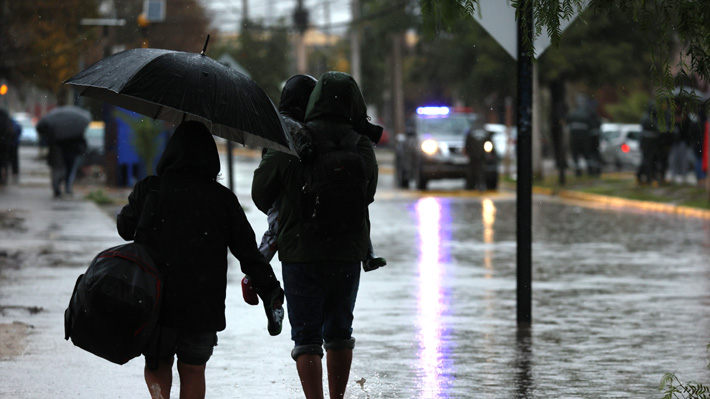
<box><xmin>341</xmin><ymin>130</ymin><xmax>362</xmax><ymax>149</ymax></box>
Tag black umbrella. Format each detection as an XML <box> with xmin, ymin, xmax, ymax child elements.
<box><xmin>64</xmin><ymin>42</ymin><xmax>294</xmax><ymax>154</ymax></box>
<box><xmin>36</xmin><ymin>105</ymin><xmax>92</xmax><ymax>142</ymax></box>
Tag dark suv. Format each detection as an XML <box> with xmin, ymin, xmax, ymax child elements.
<box><xmin>395</xmin><ymin>106</ymin><xmax>498</xmax><ymax>190</ymax></box>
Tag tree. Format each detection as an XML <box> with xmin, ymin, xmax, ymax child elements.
<box><xmin>406</xmin><ymin>15</ymin><xmax>516</xmax><ymax>115</ymax></box>
<box><xmin>112</xmin><ymin>0</ymin><xmax>210</xmax><ymax>53</ymax></box>
<box><xmin>212</xmin><ymin>19</ymin><xmax>291</xmax><ymax>104</ymax></box>
<box><xmin>0</xmin><ymin>0</ymin><xmax>100</xmax><ymax>100</ymax></box>
<box><xmin>419</xmin><ymin>0</ymin><xmax>710</xmax><ymax>115</ymax></box>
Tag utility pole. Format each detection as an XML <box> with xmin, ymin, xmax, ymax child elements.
<box><xmin>349</xmin><ymin>0</ymin><xmax>361</xmax><ymax>83</ymax></box>
<box><xmin>323</xmin><ymin>0</ymin><xmax>331</xmax><ymax>37</ymax></box>
<box><xmin>294</xmin><ymin>0</ymin><xmax>309</xmax><ymax>74</ymax></box>
<box><xmin>225</xmin><ymin>0</ymin><xmax>252</xmax><ymax>192</ymax></box>
<box><xmin>516</xmin><ymin>0</ymin><xmax>533</xmax><ymax>325</ymax></box>
<box><xmin>532</xmin><ymin>62</ymin><xmax>543</xmax><ymax>179</ymax></box>
<box><xmin>392</xmin><ymin>33</ymin><xmax>405</xmax><ymax>136</ymax></box>
<box><xmin>80</xmin><ymin>18</ymin><xmax>125</xmax><ymax>186</ymax></box>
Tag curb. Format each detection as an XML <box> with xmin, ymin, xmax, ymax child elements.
<box><xmin>532</xmin><ymin>186</ymin><xmax>710</xmax><ymax>219</ymax></box>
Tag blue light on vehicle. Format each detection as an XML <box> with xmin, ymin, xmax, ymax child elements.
<box><xmin>416</xmin><ymin>106</ymin><xmax>450</xmax><ymax>116</ymax></box>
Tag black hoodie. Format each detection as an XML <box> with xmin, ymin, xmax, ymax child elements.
<box><xmin>118</xmin><ymin>121</ymin><xmax>279</xmax><ymax>331</ymax></box>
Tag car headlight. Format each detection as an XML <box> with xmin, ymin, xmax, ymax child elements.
<box><xmin>483</xmin><ymin>140</ymin><xmax>494</xmax><ymax>153</ymax></box>
<box><xmin>420</xmin><ymin>139</ymin><xmax>439</xmax><ymax>155</ymax></box>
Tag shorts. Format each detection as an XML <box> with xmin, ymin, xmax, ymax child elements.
<box><xmin>146</xmin><ymin>326</ymin><xmax>218</xmax><ymax>367</ymax></box>
<box><xmin>282</xmin><ymin>261</ymin><xmax>360</xmax><ymax>356</ymax></box>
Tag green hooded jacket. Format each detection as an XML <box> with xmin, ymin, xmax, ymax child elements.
<box><xmin>251</xmin><ymin>72</ymin><xmax>378</xmax><ymax>263</ymax></box>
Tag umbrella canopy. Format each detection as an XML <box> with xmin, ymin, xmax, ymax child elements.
<box><xmin>36</xmin><ymin>105</ymin><xmax>92</xmax><ymax>142</ymax></box>
<box><xmin>64</xmin><ymin>47</ymin><xmax>294</xmax><ymax>154</ymax></box>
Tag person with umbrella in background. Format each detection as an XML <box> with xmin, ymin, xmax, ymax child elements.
<box><xmin>36</xmin><ymin>105</ymin><xmax>91</xmax><ymax>198</ymax></box>
<box><xmin>117</xmin><ymin>120</ymin><xmax>284</xmax><ymax>399</ymax></box>
<box><xmin>64</xmin><ymin>39</ymin><xmax>296</xmax><ymax>398</ymax></box>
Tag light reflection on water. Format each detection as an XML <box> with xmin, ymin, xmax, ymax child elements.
<box><xmin>415</xmin><ymin>197</ymin><xmax>454</xmax><ymax>398</ymax></box>
<box><xmin>482</xmin><ymin>198</ymin><xmax>496</xmax><ymax>275</ymax></box>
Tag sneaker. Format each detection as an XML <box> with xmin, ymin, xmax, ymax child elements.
<box><xmin>264</xmin><ymin>288</ymin><xmax>285</xmax><ymax>336</ymax></box>
<box><xmin>363</xmin><ymin>257</ymin><xmax>387</xmax><ymax>272</ymax></box>
<box><xmin>241</xmin><ymin>275</ymin><xmax>259</xmax><ymax>305</ymax></box>
<box><xmin>265</xmin><ymin>306</ymin><xmax>284</xmax><ymax>336</ymax></box>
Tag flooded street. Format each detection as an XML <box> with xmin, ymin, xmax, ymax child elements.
<box><xmin>228</xmin><ymin>153</ymin><xmax>710</xmax><ymax>398</ymax></box>
<box><xmin>0</xmin><ymin>149</ymin><xmax>709</xmax><ymax>398</ymax></box>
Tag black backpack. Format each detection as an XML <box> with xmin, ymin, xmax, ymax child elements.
<box><xmin>64</xmin><ymin>179</ymin><xmax>161</xmax><ymax>365</ymax></box>
<box><xmin>301</xmin><ymin>129</ymin><xmax>368</xmax><ymax>237</ymax></box>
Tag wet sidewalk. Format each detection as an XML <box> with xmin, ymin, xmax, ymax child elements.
<box><xmin>2</xmin><ymin>145</ymin><xmax>710</xmax><ymax>398</ymax></box>
<box><xmin>0</xmin><ymin>147</ymin><xmax>301</xmax><ymax>397</ymax></box>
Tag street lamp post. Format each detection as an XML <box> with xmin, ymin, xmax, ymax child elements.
<box><xmin>79</xmin><ymin>18</ymin><xmax>125</xmax><ymax>187</ymax></box>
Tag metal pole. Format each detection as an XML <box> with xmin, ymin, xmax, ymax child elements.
<box><xmin>350</xmin><ymin>0</ymin><xmax>361</xmax><ymax>83</ymax></box>
<box><xmin>227</xmin><ymin>141</ymin><xmax>234</xmax><ymax>192</ymax></box>
<box><xmin>516</xmin><ymin>0</ymin><xmax>533</xmax><ymax>324</ymax></box>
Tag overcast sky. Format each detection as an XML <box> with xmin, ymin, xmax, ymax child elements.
<box><xmin>200</xmin><ymin>0</ymin><xmax>353</xmax><ymax>34</ymax></box>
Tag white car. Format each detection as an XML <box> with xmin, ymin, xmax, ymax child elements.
<box><xmin>12</xmin><ymin>112</ymin><xmax>39</xmax><ymax>145</ymax></box>
<box><xmin>599</xmin><ymin>123</ymin><xmax>643</xmax><ymax>170</ymax></box>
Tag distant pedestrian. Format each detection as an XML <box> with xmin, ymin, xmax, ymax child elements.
<box><xmin>689</xmin><ymin>112</ymin><xmax>707</xmax><ymax>185</ymax></box>
<box><xmin>252</xmin><ymin>71</ymin><xmax>379</xmax><ymax>399</ymax></box>
<box><xmin>0</xmin><ymin>109</ymin><xmax>11</xmax><ymax>185</ymax></box>
<box><xmin>566</xmin><ymin>100</ymin><xmax>601</xmax><ymax>177</ymax></box>
<box><xmin>9</xmin><ymin>118</ymin><xmax>21</xmax><ymax>182</ymax></box>
<box><xmin>669</xmin><ymin>111</ymin><xmax>698</xmax><ymax>183</ymax></box>
<box><xmin>117</xmin><ymin>121</ymin><xmax>284</xmax><ymax>399</ymax></box>
<box><xmin>638</xmin><ymin>102</ymin><xmax>672</xmax><ymax>185</ymax></box>
<box><xmin>464</xmin><ymin>124</ymin><xmax>488</xmax><ymax>190</ymax></box>
<box><xmin>36</xmin><ymin>110</ymin><xmax>88</xmax><ymax>198</ymax></box>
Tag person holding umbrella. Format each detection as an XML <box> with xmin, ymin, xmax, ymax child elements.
<box><xmin>36</xmin><ymin>105</ymin><xmax>91</xmax><ymax>198</ymax></box>
<box><xmin>117</xmin><ymin>120</ymin><xmax>284</xmax><ymax>399</ymax></box>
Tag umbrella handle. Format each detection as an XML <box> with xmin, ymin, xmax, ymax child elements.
<box><xmin>200</xmin><ymin>34</ymin><xmax>210</xmax><ymax>56</ymax></box>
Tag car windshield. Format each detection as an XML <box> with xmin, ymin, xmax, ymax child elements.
<box><xmin>415</xmin><ymin>114</ymin><xmax>475</xmax><ymax>136</ymax></box>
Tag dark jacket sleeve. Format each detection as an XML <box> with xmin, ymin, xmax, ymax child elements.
<box><xmin>226</xmin><ymin>191</ymin><xmax>280</xmax><ymax>298</ymax></box>
<box><xmin>357</xmin><ymin>135</ymin><xmax>378</xmax><ymax>205</ymax></box>
<box><xmin>117</xmin><ymin>179</ymin><xmax>148</xmax><ymax>241</ymax></box>
<box><xmin>252</xmin><ymin>149</ymin><xmax>289</xmax><ymax>214</ymax></box>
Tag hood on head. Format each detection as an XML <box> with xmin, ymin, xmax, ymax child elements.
<box><xmin>304</xmin><ymin>71</ymin><xmax>368</xmax><ymax>125</ymax></box>
<box><xmin>279</xmin><ymin>74</ymin><xmax>317</xmax><ymax>122</ymax></box>
<box><xmin>156</xmin><ymin>120</ymin><xmax>220</xmax><ymax>180</ymax></box>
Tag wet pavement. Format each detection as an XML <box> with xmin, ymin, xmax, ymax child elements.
<box><xmin>1</xmin><ymin>145</ymin><xmax>709</xmax><ymax>398</ymax></box>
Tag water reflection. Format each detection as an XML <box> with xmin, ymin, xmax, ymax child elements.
<box><xmin>515</xmin><ymin>324</ymin><xmax>534</xmax><ymax>398</ymax></box>
<box><xmin>415</xmin><ymin>197</ymin><xmax>454</xmax><ymax>398</ymax></box>
<box><xmin>482</xmin><ymin>199</ymin><xmax>496</xmax><ymax>277</ymax></box>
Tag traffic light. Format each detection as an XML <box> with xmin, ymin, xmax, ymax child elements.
<box><xmin>0</xmin><ymin>84</ymin><xmax>7</xmax><ymax>95</ymax></box>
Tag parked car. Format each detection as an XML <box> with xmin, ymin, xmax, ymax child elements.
<box><xmin>599</xmin><ymin>123</ymin><xmax>643</xmax><ymax>170</ymax></box>
<box><xmin>12</xmin><ymin>112</ymin><xmax>39</xmax><ymax>145</ymax></box>
<box><xmin>395</xmin><ymin>106</ymin><xmax>496</xmax><ymax>190</ymax></box>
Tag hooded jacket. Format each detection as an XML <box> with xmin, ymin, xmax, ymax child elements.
<box><xmin>117</xmin><ymin>121</ymin><xmax>279</xmax><ymax>331</ymax></box>
<box><xmin>251</xmin><ymin>72</ymin><xmax>378</xmax><ymax>263</ymax></box>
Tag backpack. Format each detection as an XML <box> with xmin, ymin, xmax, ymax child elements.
<box><xmin>64</xmin><ymin>179</ymin><xmax>161</xmax><ymax>365</ymax></box>
<box><xmin>301</xmin><ymin>129</ymin><xmax>368</xmax><ymax>237</ymax></box>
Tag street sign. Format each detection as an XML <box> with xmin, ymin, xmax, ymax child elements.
<box><xmin>144</xmin><ymin>0</ymin><xmax>166</xmax><ymax>22</ymax></box>
<box><xmin>473</xmin><ymin>0</ymin><xmax>587</xmax><ymax>60</ymax></box>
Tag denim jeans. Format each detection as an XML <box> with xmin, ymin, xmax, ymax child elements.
<box><xmin>282</xmin><ymin>261</ymin><xmax>360</xmax><ymax>349</ymax></box>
